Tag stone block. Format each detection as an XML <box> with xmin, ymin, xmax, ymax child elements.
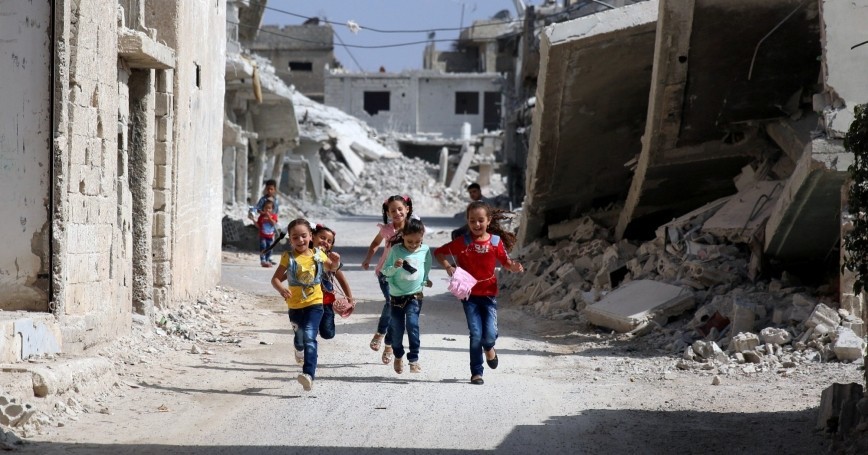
<box><xmin>152</xmin><ymin>237</ymin><xmax>170</xmax><ymax>262</ymax></box>
<box><xmin>156</xmin><ymin>115</ymin><xmax>171</xmax><ymax>142</ymax></box>
<box><xmin>742</xmin><ymin>351</ymin><xmax>762</xmax><ymax>364</ymax></box>
<box><xmin>842</xmin><ymin>319</ymin><xmax>864</xmax><ymax>338</ymax></box>
<box><xmin>153</xmin><ymin>261</ymin><xmax>172</xmax><ymax>286</ymax></box>
<box><xmin>155</xmin><ymin>93</ymin><xmax>172</xmax><ymax>117</ymax></box>
<box><xmin>760</xmin><ymin>327</ymin><xmax>792</xmax><ymax>345</ymax></box>
<box><xmin>730</xmin><ymin>332</ymin><xmax>760</xmax><ymax>352</ymax></box>
<box><xmin>806</xmin><ymin>303</ymin><xmax>841</xmax><ymax>329</ymax></box>
<box><xmin>153</xmin><ymin>189</ymin><xmax>169</xmax><ymax>212</ymax></box>
<box><xmin>154</xmin><ymin>164</ymin><xmax>170</xmax><ymax>190</ymax></box>
<box><xmin>583</xmin><ymin>280</ymin><xmax>694</xmax><ymax>333</ymax></box>
<box><xmin>791</xmin><ymin>294</ymin><xmax>816</xmax><ymax>322</ymax></box>
<box><xmin>152</xmin><ymin>212</ymin><xmax>170</xmax><ymax>238</ymax></box>
<box><xmin>155</xmin><ymin>140</ymin><xmax>172</xmax><ymax>166</ymax></box>
<box><xmin>729</xmin><ymin>298</ymin><xmax>756</xmax><ymax>336</ymax></box>
<box><xmin>817</xmin><ymin>383</ymin><xmax>864</xmax><ymax>432</ymax></box>
<box><xmin>832</xmin><ymin>327</ymin><xmax>865</xmax><ymax>361</ymax></box>
<box><xmin>548</xmin><ymin>217</ymin><xmax>596</xmax><ymax>241</ymax></box>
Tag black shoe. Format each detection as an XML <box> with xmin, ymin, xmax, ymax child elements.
<box><xmin>470</xmin><ymin>376</ymin><xmax>484</xmax><ymax>385</ymax></box>
<box><xmin>486</xmin><ymin>353</ymin><xmax>498</xmax><ymax>369</ymax></box>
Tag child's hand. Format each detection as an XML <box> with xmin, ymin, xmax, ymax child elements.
<box><xmin>328</xmin><ymin>251</ymin><xmax>341</xmax><ymax>263</ymax></box>
<box><xmin>394</xmin><ymin>258</ymin><xmax>404</xmax><ymax>268</ymax></box>
<box><xmin>361</xmin><ymin>261</ymin><xmax>370</xmax><ymax>270</ymax></box>
<box><xmin>425</xmin><ymin>279</ymin><xmax>433</xmax><ymax>288</ymax></box>
<box><xmin>278</xmin><ymin>286</ymin><xmax>292</xmax><ymax>300</ymax></box>
<box><xmin>509</xmin><ymin>261</ymin><xmax>524</xmax><ymax>273</ymax></box>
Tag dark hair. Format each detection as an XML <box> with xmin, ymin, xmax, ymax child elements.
<box><xmin>465</xmin><ymin>201</ymin><xmax>517</xmax><ymax>252</ymax></box>
<box><xmin>381</xmin><ymin>195</ymin><xmax>413</xmax><ymax>224</ymax></box>
<box><xmin>313</xmin><ymin>224</ymin><xmax>337</xmax><ymax>250</ymax></box>
<box><xmin>264</xmin><ymin>179</ymin><xmax>277</xmax><ymax>188</ymax></box>
<box><xmin>389</xmin><ymin>217</ymin><xmax>425</xmax><ymax>246</ymax></box>
<box><xmin>262</xmin><ymin>199</ymin><xmax>274</xmax><ymax>208</ymax></box>
<box><xmin>467</xmin><ymin>183</ymin><xmax>481</xmax><ymax>191</ymax></box>
<box><xmin>287</xmin><ymin>218</ymin><xmax>313</xmax><ymax>234</ymax></box>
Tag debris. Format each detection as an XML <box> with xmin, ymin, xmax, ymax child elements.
<box><xmin>583</xmin><ymin>280</ymin><xmax>694</xmax><ymax>333</ymax></box>
<box><xmin>832</xmin><ymin>327</ymin><xmax>866</xmax><ymax>362</ymax></box>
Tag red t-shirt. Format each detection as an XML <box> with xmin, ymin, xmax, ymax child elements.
<box><xmin>257</xmin><ymin>213</ymin><xmax>278</xmax><ymax>239</ymax></box>
<box><xmin>434</xmin><ymin>233</ymin><xmax>511</xmax><ymax>297</ymax></box>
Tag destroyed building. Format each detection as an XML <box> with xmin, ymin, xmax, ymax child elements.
<box><xmin>0</xmin><ymin>0</ymin><xmax>226</xmax><ymax>361</ymax></box>
<box><xmin>252</xmin><ymin>23</ymin><xmax>338</xmax><ymax>103</ymax></box>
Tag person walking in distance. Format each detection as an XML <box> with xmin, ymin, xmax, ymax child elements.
<box><xmin>434</xmin><ymin>202</ymin><xmax>523</xmax><ymax>385</ymax></box>
<box><xmin>271</xmin><ymin>219</ymin><xmax>340</xmax><ymax>391</ymax></box>
<box><xmin>360</xmin><ymin>195</ymin><xmax>413</xmax><ymax>365</ymax></box>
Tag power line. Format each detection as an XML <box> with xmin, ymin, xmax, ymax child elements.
<box><xmin>333</xmin><ymin>32</ymin><xmax>364</xmax><ymax>72</ymax></box>
<box><xmin>262</xmin><ymin>5</ymin><xmax>521</xmax><ymax>34</ymax></box>
<box><xmin>234</xmin><ymin>21</ymin><xmax>461</xmax><ymax>49</ymax></box>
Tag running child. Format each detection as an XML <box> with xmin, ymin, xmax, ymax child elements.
<box><xmin>256</xmin><ymin>199</ymin><xmax>278</xmax><ymax>268</ymax></box>
<box><xmin>271</xmin><ymin>218</ymin><xmax>341</xmax><ymax>391</ymax></box>
<box><xmin>434</xmin><ymin>201</ymin><xmax>524</xmax><ymax>385</ymax></box>
<box><xmin>380</xmin><ymin>218</ymin><xmax>432</xmax><ymax>374</ymax></box>
<box><xmin>360</xmin><ymin>195</ymin><xmax>413</xmax><ymax>365</ymax></box>
<box><xmin>290</xmin><ymin>224</ymin><xmax>355</xmax><ymax>364</ymax></box>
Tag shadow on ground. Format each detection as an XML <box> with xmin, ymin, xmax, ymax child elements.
<box><xmin>20</xmin><ymin>408</ymin><xmax>827</xmax><ymax>454</ymax></box>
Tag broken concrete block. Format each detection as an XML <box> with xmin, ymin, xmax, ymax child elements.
<box><xmin>817</xmin><ymin>383</ymin><xmax>864</xmax><ymax>433</ymax></box>
<box><xmin>759</xmin><ymin>327</ymin><xmax>792</xmax><ymax>345</ymax></box>
<box><xmin>548</xmin><ymin>216</ymin><xmax>596</xmax><ymax>241</ymax></box>
<box><xmin>790</xmin><ymin>294</ymin><xmax>816</xmax><ymax>322</ymax></box>
<box><xmin>742</xmin><ymin>351</ymin><xmax>762</xmax><ymax>364</ymax></box>
<box><xmin>805</xmin><ymin>303</ymin><xmax>841</xmax><ymax>329</ymax></box>
<box><xmin>730</xmin><ymin>332</ymin><xmax>760</xmax><ymax>352</ymax></box>
<box><xmin>832</xmin><ymin>327</ymin><xmax>866</xmax><ymax>362</ymax></box>
<box><xmin>841</xmin><ymin>318</ymin><xmax>864</xmax><ymax>338</ymax></box>
<box><xmin>583</xmin><ymin>280</ymin><xmax>695</xmax><ymax>333</ymax></box>
<box><xmin>729</xmin><ymin>298</ymin><xmax>756</xmax><ymax>337</ymax></box>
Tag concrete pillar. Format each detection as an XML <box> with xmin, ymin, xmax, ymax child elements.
<box><xmin>438</xmin><ymin>147</ymin><xmax>449</xmax><ymax>185</ymax></box>
<box><xmin>128</xmin><ymin>69</ymin><xmax>155</xmax><ymax>317</ymax></box>
<box><xmin>234</xmin><ymin>143</ymin><xmax>248</xmax><ymax>206</ymax></box>
<box><xmin>222</xmin><ymin>146</ymin><xmax>236</xmax><ymax>205</ymax></box>
<box><xmin>250</xmin><ymin>140</ymin><xmax>269</xmax><ymax>202</ymax></box>
<box><xmin>449</xmin><ymin>143</ymin><xmax>476</xmax><ymax>191</ymax></box>
<box><xmin>271</xmin><ymin>146</ymin><xmax>288</xmax><ymax>190</ymax></box>
<box><xmin>298</xmin><ymin>143</ymin><xmax>323</xmax><ymax>200</ymax></box>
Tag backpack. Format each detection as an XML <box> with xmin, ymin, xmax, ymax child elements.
<box><xmin>462</xmin><ymin>233</ymin><xmax>500</xmax><ymax>248</ymax></box>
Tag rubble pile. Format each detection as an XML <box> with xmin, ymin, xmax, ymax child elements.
<box><xmin>500</xmin><ymin>208</ymin><xmax>867</xmax><ymax>371</ymax></box>
<box><xmin>154</xmin><ymin>290</ymin><xmax>243</xmax><ymax>345</ymax></box>
<box><xmin>323</xmin><ymin>155</ymin><xmax>471</xmax><ymax>217</ymax></box>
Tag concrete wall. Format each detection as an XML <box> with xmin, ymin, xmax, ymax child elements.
<box><xmin>146</xmin><ymin>1</ymin><xmax>226</xmax><ymax>302</ymax></box>
<box><xmin>325</xmin><ymin>73</ymin><xmax>503</xmax><ymax>138</ymax></box>
<box><xmin>0</xmin><ymin>0</ymin><xmax>52</xmax><ymax>311</ymax></box>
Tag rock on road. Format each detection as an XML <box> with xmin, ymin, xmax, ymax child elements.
<box><xmin>22</xmin><ymin>215</ymin><xmax>847</xmax><ymax>454</ymax></box>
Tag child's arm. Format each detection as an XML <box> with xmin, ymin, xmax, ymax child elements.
<box><xmin>360</xmin><ymin>233</ymin><xmax>384</xmax><ymax>270</ymax></box>
<box><xmin>423</xmin><ymin>248</ymin><xmax>433</xmax><ymax>287</ymax></box>
<box><xmin>324</xmin><ymin>251</ymin><xmax>341</xmax><ymax>272</ymax></box>
<box><xmin>496</xmin><ymin>243</ymin><xmax>524</xmax><ymax>273</ymax></box>
<box><xmin>380</xmin><ymin>249</ymin><xmax>399</xmax><ymax>277</ymax></box>
<box><xmin>334</xmin><ymin>269</ymin><xmax>354</xmax><ymax>302</ymax></box>
<box><xmin>433</xmin><ymin>243</ymin><xmax>455</xmax><ymax>277</ymax></box>
<box><xmin>270</xmin><ymin>264</ymin><xmax>292</xmax><ymax>299</ymax></box>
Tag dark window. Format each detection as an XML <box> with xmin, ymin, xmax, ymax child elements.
<box><xmin>455</xmin><ymin>91</ymin><xmax>479</xmax><ymax>115</ymax></box>
<box><xmin>363</xmin><ymin>91</ymin><xmax>390</xmax><ymax>115</ymax></box>
<box><xmin>484</xmin><ymin>91</ymin><xmax>501</xmax><ymax>131</ymax></box>
<box><xmin>195</xmin><ymin>63</ymin><xmax>201</xmax><ymax>88</ymax></box>
<box><xmin>289</xmin><ymin>61</ymin><xmax>313</xmax><ymax>72</ymax></box>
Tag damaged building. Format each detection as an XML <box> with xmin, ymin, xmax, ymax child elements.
<box><xmin>0</xmin><ymin>1</ymin><xmax>225</xmax><ymax>361</ymax></box>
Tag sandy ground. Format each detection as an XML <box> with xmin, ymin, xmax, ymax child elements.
<box><xmin>18</xmin><ymin>215</ymin><xmax>864</xmax><ymax>454</ymax></box>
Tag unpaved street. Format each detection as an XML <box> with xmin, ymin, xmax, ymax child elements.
<box><xmin>21</xmin><ymin>215</ymin><xmax>861</xmax><ymax>454</ymax></box>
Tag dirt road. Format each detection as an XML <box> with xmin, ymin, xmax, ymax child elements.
<box><xmin>21</xmin><ymin>215</ymin><xmax>861</xmax><ymax>454</ymax></box>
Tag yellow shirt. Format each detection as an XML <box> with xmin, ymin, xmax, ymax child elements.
<box><xmin>280</xmin><ymin>249</ymin><xmax>328</xmax><ymax>309</ymax></box>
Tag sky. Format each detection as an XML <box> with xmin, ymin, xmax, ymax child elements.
<box><xmin>261</xmin><ymin>1</ymin><xmax>547</xmax><ymax>73</ymax></box>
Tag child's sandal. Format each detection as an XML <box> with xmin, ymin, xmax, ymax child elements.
<box><xmin>369</xmin><ymin>333</ymin><xmax>384</xmax><ymax>351</ymax></box>
<box><xmin>409</xmin><ymin>362</ymin><xmax>421</xmax><ymax>373</ymax></box>
<box><xmin>382</xmin><ymin>346</ymin><xmax>394</xmax><ymax>364</ymax></box>
<box><xmin>394</xmin><ymin>357</ymin><xmax>404</xmax><ymax>374</ymax></box>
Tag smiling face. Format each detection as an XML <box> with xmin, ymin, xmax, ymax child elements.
<box><xmin>466</xmin><ymin>207</ymin><xmax>491</xmax><ymax>238</ymax></box>
<box><xmin>387</xmin><ymin>200</ymin><xmax>408</xmax><ymax>226</ymax></box>
<box><xmin>313</xmin><ymin>230</ymin><xmax>335</xmax><ymax>252</ymax></box>
<box><xmin>402</xmin><ymin>232</ymin><xmax>424</xmax><ymax>252</ymax></box>
<box><xmin>289</xmin><ymin>224</ymin><xmax>312</xmax><ymax>253</ymax></box>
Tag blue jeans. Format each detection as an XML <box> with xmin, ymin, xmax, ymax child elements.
<box><xmin>292</xmin><ymin>304</ymin><xmax>335</xmax><ymax>351</ymax></box>
<box><xmin>288</xmin><ymin>305</ymin><xmax>324</xmax><ymax>379</ymax></box>
<box><xmin>259</xmin><ymin>237</ymin><xmax>273</xmax><ymax>263</ymax></box>
<box><xmin>462</xmin><ymin>296</ymin><xmax>498</xmax><ymax>377</ymax></box>
<box><xmin>376</xmin><ymin>273</ymin><xmax>392</xmax><ymax>345</ymax></box>
<box><xmin>389</xmin><ymin>297</ymin><xmax>422</xmax><ymax>362</ymax></box>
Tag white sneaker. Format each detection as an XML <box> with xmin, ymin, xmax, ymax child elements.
<box><xmin>294</xmin><ymin>350</ymin><xmax>304</xmax><ymax>365</ymax></box>
<box><xmin>297</xmin><ymin>373</ymin><xmax>313</xmax><ymax>391</ymax></box>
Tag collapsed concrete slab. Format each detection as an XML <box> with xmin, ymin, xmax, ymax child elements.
<box><xmin>517</xmin><ymin>1</ymin><xmax>658</xmax><ymax>246</ymax></box>
<box><xmin>617</xmin><ymin>0</ymin><xmax>821</xmax><ymax>239</ymax></box>
<box><xmin>702</xmin><ymin>180</ymin><xmax>784</xmax><ymax>244</ymax></box>
<box><xmin>584</xmin><ymin>280</ymin><xmax>695</xmax><ymax>332</ymax></box>
<box><xmin>764</xmin><ymin>139</ymin><xmax>850</xmax><ymax>261</ymax></box>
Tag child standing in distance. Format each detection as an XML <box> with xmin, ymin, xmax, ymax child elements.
<box><xmin>290</xmin><ymin>224</ymin><xmax>355</xmax><ymax>364</ymax></box>
<box><xmin>434</xmin><ymin>201</ymin><xmax>524</xmax><ymax>385</ymax></box>
<box><xmin>360</xmin><ymin>195</ymin><xmax>413</xmax><ymax>365</ymax></box>
<box><xmin>271</xmin><ymin>219</ymin><xmax>341</xmax><ymax>391</ymax></box>
<box><xmin>380</xmin><ymin>218</ymin><xmax>432</xmax><ymax>374</ymax></box>
<box><xmin>256</xmin><ymin>199</ymin><xmax>278</xmax><ymax>268</ymax></box>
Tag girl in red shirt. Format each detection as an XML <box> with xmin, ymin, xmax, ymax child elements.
<box><xmin>434</xmin><ymin>201</ymin><xmax>524</xmax><ymax>385</ymax></box>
